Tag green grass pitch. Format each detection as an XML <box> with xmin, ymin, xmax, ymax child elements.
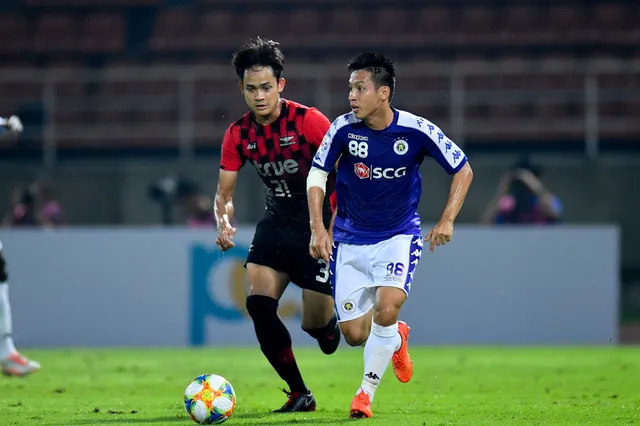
<box><xmin>0</xmin><ymin>346</ymin><xmax>638</xmax><ymax>425</ymax></box>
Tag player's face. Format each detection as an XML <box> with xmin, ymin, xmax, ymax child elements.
<box><xmin>239</xmin><ymin>66</ymin><xmax>285</xmax><ymax>121</ymax></box>
<box><xmin>348</xmin><ymin>70</ymin><xmax>389</xmax><ymax>120</ymax></box>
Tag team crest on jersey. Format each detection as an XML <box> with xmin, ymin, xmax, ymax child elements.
<box><xmin>393</xmin><ymin>139</ymin><xmax>408</xmax><ymax>155</ymax></box>
<box><xmin>342</xmin><ymin>299</ymin><xmax>356</xmax><ymax>314</ymax></box>
<box><xmin>354</xmin><ymin>162</ymin><xmax>370</xmax><ymax>179</ymax></box>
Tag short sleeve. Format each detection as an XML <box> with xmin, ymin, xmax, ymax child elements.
<box><xmin>418</xmin><ymin>119</ymin><xmax>467</xmax><ymax>175</ymax></box>
<box><xmin>312</xmin><ymin>118</ymin><xmax>345</xmax><ymax>172</ymax></box>
<box><xmin>219</xmin><ymin>125</ymin><xmax>245</xmax><ymax>171</ymax></box>
<box><xmin>303</xmin><ymin>108</ymin><xmax>331</xmax><ymax>149</ymax></box>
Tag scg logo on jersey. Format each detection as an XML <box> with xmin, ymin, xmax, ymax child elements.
<box><xmin>374</xmin><ymin>167</ymin><xmax>407</xmax><ymax>180</ymax></box>
<box><xmin>253</xmin><ymin>159</ymin><xmax>299</xmax><ymax>177</ymax></box>
<box><xmin>354</xmin><ymin>162</ymin><xmax>407</xmax><ymax>180</ymax></box>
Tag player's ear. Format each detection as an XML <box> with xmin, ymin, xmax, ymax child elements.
<box><xmin>238</xmin><ymin>80</ymin><xmax>244</xmax><ymax>93</ymax></box>
<box><xmin>379</xmin><ymin>85</ymin><xmax>391</xmax><ymax>102</ymax></box>
<box><xmin>278</xmin><ymin>77</ymin><xmax>286</xmax><ymax>94</ymax></box>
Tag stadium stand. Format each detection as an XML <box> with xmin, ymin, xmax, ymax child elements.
<box><xmin>0</xmin><ymin>1</ymin><xmax>638</xmax><ymax>153</ymax></box>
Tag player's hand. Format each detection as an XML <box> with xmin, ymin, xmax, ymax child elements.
<box><xmin>424</xmin><ymin>219</ymin><xmax>454</xmax><ymax>252</ymax></box>
<box><xmin>5</xmin><ymin>115</ymin><xmax>23</xmax><ymax>133</ymax></box>
<box><xmin>310</xmin><ymin>226</ymin><xmax>332</xmax><ymax>263</ymax></box>
<box><xmin>216</xmin><ymin>225</ymin><xmax>237</xmax><ymax>251</ymax></box>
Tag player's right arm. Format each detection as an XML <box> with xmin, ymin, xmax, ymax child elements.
<box><xmin>215</xmin><ymin>125</ymin><xmax>245</xmax><ymax>251</ymax></box>
<box><xmin>0</xmin><ymin>115</ymin><xmax>24</xmax><ymax>145</ymax></box>
<box><xmin>307</xmin><ymin>120</ymin><xmax>344</xmax><ymax>262</ymax></box>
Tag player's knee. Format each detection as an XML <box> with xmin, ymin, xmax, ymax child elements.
<box><xmin>0</xmin><ymin>253</ymin><xmax>7</xmax><ymax>282</ymax></box>
<box><xmin>343</xmin><ymin>330</ymin><xmax>368</xmax><ymax>347</ymax></box>
<box><xmin>245</xmin><ymin>278</ymin><xmax>278</xmax><ymax>299</ymax></box>
<box><xmin>245</xmin><ymin>264</ymin><xmax>286</xmax><ymax>299</ymax></box>
<box><xmin>373</xmin><ymin>304</ymin><xmax>400</xmax><ymax>327</ymax></box>
<box><xmin>245</xmin><ymin>294</ymin><xmax>278</xmax><ymax>321</ymax></box>
<box><xmin>340</xmin><ymin>323</ymin><xmax>369</xmax><ymax>347</ymax></box>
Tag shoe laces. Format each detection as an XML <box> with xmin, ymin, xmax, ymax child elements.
<box><xmin>7</xmin><ymin>353</ymin><xmax>28</xmax><ymax>366</ymax></box>
<box><xmin>281</xmin><ymin>388</ymin><xmax>300</xmax><ymax>406</ymax></box>
<box><xmin>356</xmin><ymin>390</ymin><xmax>371</xmax><ymax>405</ymax></box>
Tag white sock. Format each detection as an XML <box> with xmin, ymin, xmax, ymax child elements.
<box><xmin>0</xmin><ymin>283</ymin><xmax>17</xmax><ymax>360</ymax></box>
<box><xmin>359</xmin><ymin>321</ymin><xmax>402</xmax><ymax>401</ymax></box>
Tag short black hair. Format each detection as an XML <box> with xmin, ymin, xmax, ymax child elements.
<box><xmin>232</xmin><ymin>37</ymin><xmax>285</xmax><ymax>81</ymax></box>
<box><xmin>348</xmin><ymin>52</ymin><xmax>396</xmax><ymax>101</ymax></box>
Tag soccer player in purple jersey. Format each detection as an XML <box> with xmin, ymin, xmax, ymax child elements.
<box><xmin>0</xmin><ymin>115</ymin><xmax>41</xmax><ymax>376</ymax></box>
<box><xmin>306</xmin><ymin>53</ymin><xmax>473</xmax><ymax>418</ymax></box>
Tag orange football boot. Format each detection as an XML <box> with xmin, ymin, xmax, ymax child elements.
<box><xmin>391</xmin><ymin>321</ymin><xmax>413</xmax><ymax>383</ymax></box>
<box><xmin>349</xmin><ymin>389</ymin><xmax>373</xmax><ymax>418</ymax></box>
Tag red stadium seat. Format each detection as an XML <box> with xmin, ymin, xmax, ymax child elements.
<box><xmin>372</xmin><ymin>7</ymin><xmax>409</xmax><ymax>36</ymax></box>
<box><xmin>149</xmin><ymin>8</ymin><xmax>196</xmax><ymax>51</ymax></box>
<box><xmin>590</xmin><ymin>4</ymin><xmax>630</xmax><ymax>32</ymax></box>
<box><xmin>24</xmin><ymin>0</ymin><xmax>161</xmax><ymax>5</ymax></box>
<box><xmin>286</xmin><ymin>9</ymin><xmax>324</xmax><ymax>43</ymax></box>
<box><xmin>32</xmin><ymin>14</ymin><xmax>79</xmax><ymax>52</ymax></box>
<box><xmin>459</xmin><ymin>6</ymin><xmax>495</xmax><ymax>42</ymax></box>
<box><xmin>325</xmin><ymin>8</ymin><xmax>364</xmax><ymax>39</ymax></box>
<box><xmin>0</xmin><ymin>15</ymin><xmax>28</xmax><ymax>53</ymax></box>
<box><xmin>500</xmin><ymin>5</ymin><xmax>541</xmax><ymax>43</ymax></box>
<box><xmin>589</xmin><ymin>4</ymin><xmax>636</xmax><ymax>44</ymax></box>
<box><xmin>196</xmin><ymin>11</ymin><xmax>238</xmax><ymax>49</ymax></box>
<box><xmin>235</xmin><ymin>10</ymin><xmax>287</xmax><ymax>43</ymax></box>
<box><xmin>411</xmin><ymin>7</ymin><xmax>451</xmax><ymax>39</ymax></box>
<box><xmin>81</xmin><ymin>13</ymin><xmax>126</xmax><ymax>52</ymax></box>
<box><xmin>542</xmin><ymin>5</ymin><xmax>587</xmax><ymax>43</ymax></box>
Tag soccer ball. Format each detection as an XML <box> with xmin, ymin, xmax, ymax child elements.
<box><xmin>184</xmin><ymin>374</ymin><xmax>236</xmax><ymax>424</ymax></box>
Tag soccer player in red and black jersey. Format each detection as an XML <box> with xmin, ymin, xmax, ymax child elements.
<box><xmin>214</xmin><ymin>38</ymin><xmax>340</xmax><ymax>413</ymax></box>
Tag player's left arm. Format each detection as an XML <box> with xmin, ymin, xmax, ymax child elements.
<box><xmin>429</xmin><ymin>162</ymin><xmax>473</xmax><ymax>248</ymax></box>
<box><xmin>421</xmin><ymin>127</ymin><xmax>473</xmax><ymax>252</ymax></box>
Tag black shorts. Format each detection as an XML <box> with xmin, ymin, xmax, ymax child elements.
<box><xmin>245</xmin><ymin>218</ymin><xmax>332</xmax><ymax>295</ymax></box>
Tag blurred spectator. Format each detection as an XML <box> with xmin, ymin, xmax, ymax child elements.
<box><xmin>480</xmin><ymin>157</ymin><xmax>563</xmax><ymax>225</ymax></box>
<box><xmin>148</xmin><ymin>176</ymin><xmax>214</xmax><ymax>227</ymax></box>
<box><xmin>2</xmin><ymin>186</ymin><xmax>39</xmax><ymax>227</ymax></box>
<box><xmin>177</xmin><ymin>181</ymin><xmax>215</xmax><ymax>229</ymax></box>
<box><xmin>35</xmin><ymin>181</ymin><xmax>66</xmax><ymax>227</ymax></box>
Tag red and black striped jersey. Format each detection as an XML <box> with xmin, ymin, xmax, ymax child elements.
<box><xmin>220</xmin><ymin>99</ymin><xmax>334</xmax><ymax>225</ymax></box>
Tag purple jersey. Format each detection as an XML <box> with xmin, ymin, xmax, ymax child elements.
<box><xmin>312</xmin><ymin>108</ymin><xmax>467</xmax><ymax>245</ymax></box>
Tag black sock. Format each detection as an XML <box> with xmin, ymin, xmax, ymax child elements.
<box><xmin>303</xmin><ymin>314</ymin><xmax>339</xmax><ymax>342</ymax></box>
<box><xmin>246</xmin><ymin>295</ymin><xmax>308</xmax><ymax>394</ymax></box>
